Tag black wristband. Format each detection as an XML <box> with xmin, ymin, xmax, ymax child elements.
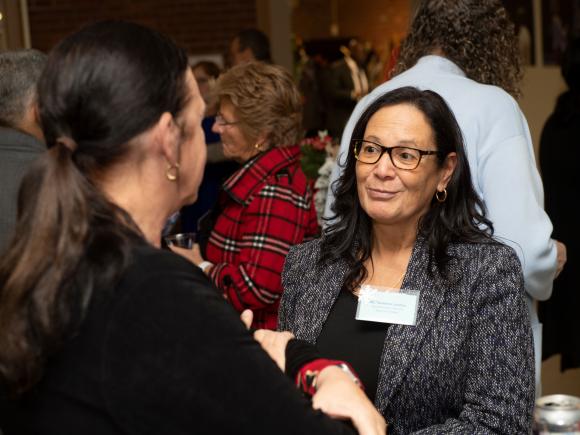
<box><xmin>285</xmin><ymin>339</ymin><xmax>321</xmax><ymax>381</ymax></box>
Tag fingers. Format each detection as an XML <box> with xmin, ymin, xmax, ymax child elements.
<box><xmin>555</xmin><ymin>240</ymin><xmax>567</xmax><ymax>278</ymax></box>
<box><xmin>312</xmin><ymin>367</ymin><xmax>386</xmax><ymax>435</ymax></box>
<box><xmin>252</xmin><ymin>330</ymin><xmax>294</xmax><ymax>371</ymax></box>
<box><xmin>240</xmin><ymin>309</ymin><xmax>253</xmax><ymax>329</ymax></box>
<box><xmin>253</xmin><ymin>330</ymin><xmax>294</xmax><ymax>346</ymax></box>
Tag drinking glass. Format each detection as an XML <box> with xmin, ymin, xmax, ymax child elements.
<box><xmin>164</xmin><ymin>232</ymin><xmax>196</xmax><ymax>249</ymax></box>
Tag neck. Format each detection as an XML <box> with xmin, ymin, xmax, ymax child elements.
<box><xmin>18</xmin><ymin>103</ymin><xmax>46</xmax><ymax>143</ymax></box>
<box><xmin>371</xmin><ymin>221</ymin><xmax>417</xmax><ymax>257</ymax></box>
<box><xmin>362</xmin><ymin>222</ymin><xmax>416</xmax><ymax>289</ymax></box>
<box><xmin>100</xmin><ymin>165</ymin><xmax>177</xmax><ymax>248</ymax></box>
<box><xmin>429</xmin><ymin>47</ymin><xmax>446</xmax><ymax>57</ymax></box>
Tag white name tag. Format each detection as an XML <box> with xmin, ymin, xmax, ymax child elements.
<box><xmin>355</xmin><ymin>285</ymin><xmax>420</xmax><ymax>325</ymax></box>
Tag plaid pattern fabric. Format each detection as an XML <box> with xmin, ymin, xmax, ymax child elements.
<box><xmin>206</xmin><ymin>145</ymin><xmax>319</xmax><ymax>329</ymax></box>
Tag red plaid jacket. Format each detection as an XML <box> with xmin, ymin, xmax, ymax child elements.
<box><xmin>205</xmin><ymin>145</ymin><xmax>319</xmax><ymax>329</ymax></box>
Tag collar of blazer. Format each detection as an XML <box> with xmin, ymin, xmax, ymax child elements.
<box><xmin>290</xmin><ymin>236</ymin><xmax>450</xmax><ymax>410</ymax></box>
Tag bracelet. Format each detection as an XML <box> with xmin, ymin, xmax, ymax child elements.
<box><xmin>295</xmin><ymin>358</ymin><xmax>363</xmax><ymax>396</ymax></box>
<box><xmin>197</xmin><ymin>260</ymin><xmax>213</xmax><ymax>274</ymax></box>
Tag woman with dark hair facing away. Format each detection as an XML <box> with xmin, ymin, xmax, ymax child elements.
<box><xmin>280</xmin><ymin>87</ymin><xmax>535</xmax><ymax>434</ymax></box>
<box><xmin>0</xmin><ymin>21</ymin><xmax>385</xmax><ymax>435</ymax></box>
<box><xmin>173</xmin><ymin>62</ymin><xmax>319</xmax><ymax>330</ymax></box>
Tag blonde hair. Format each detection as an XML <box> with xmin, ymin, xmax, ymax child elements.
<box><xmin>213</xmin><ymin>62</ymin><xmax>303</xmax><ymax>147</ymax></box>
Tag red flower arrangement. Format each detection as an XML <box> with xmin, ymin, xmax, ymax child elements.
<box><xmin>299</xmin><ymin>130</ymin><xmax>334</xmax><ymax>180</ymax></box>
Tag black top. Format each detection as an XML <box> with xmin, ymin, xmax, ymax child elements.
<box><xmin>316</xmin><ymin>289</ymin><xmax>389</xmax><ymax>403</ymax></box>
<box><xmin>2</xmin><ymin>243</ymin><xmax>356</xmax><ymax>435</ymax></box>
<box><xmin>538</xmin><ymin>90</ymin><xmax>580</xmax><ymax>370</ymax></box>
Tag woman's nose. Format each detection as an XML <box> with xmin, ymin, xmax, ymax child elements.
<box><xmin>211</xmin><ymin>120</ymin><xmax>221</xmax><ymax>134</ymax></box>
<box><xmin>373</xmin><ymin>152</ymin><xmax>396</xmax><ymax>177</ymax></box>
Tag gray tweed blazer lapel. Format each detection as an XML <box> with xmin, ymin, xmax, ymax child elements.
<box><xmin>284</xmin><ymin>255</ymin><xmax>349</xmax><ymax>343</ymax></box>
<box><xmin>282</xmin><ymin>237</ymin><xmax>448</xmax><ymax>410</ymax></box>
<box><xmin>374</xmin><ymin>239</ymin><xmax>448</xmax><ymax>410</ymax></box>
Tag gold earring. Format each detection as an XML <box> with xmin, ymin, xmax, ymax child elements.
<box><xmin>435</xmin><ymin>188</ymin><xmax>447</xmax><ymax>203</ymax></box>
<box><xmin>166</xmin><ymin>163</ymin><xmax>180</xmax><ymax>181</ymax></box>
<box><xmin>254</xmin><ymin>143</ymin><xmax>262</xmax><ymax>150</ymax></box>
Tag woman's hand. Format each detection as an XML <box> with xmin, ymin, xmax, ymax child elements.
<box><xmin>555</xmin><ymin>239</ymin><xmax>567</xmax><ymax>278</ymax></box>
<box><xmin>240</xmin><ymin>309</ymin><xmax>253</xmax><ymax>329</ymax></box>
<box><xmin>253</xmin><ymin>329</ymin><xmax>294</xmax><ymax>371</ymax></box>
<box><xmin>169</xmin><ymin>243</ymin><xmax>204</xmax><ymax>266</ymax></box>
<box><xmin>313</xmin><ymin>366</ymin><xmax>387</xmax><ymax>435</ymax></box>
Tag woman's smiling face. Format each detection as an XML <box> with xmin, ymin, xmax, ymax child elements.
<box><xmin>355</xmin><ymin>103</ymin><xmax>456</xmax><ymax>230</ymax></box>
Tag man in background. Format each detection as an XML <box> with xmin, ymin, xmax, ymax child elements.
<box><xmin>0</xmin><ymin>49</ymin><xmax>47</xmax><ymax>254</ymax></box>
<box><xmin>229</xmin><ymin>28</ymin><xmax>271</xmax><ymax>66</ymax></box>
<box><xmin>324</xmin><ymin>38</ymin><xmax>369</xmax><ymax>138</ymax></box>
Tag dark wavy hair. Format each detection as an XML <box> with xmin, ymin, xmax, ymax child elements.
<box><xmin>0</xmin><ymin>21</ymin><xmax>189</xmax><ymax>395</ymax></box>
<box><xmin>322</xmin><ymin>87</ymin><xmax>493</xmax><ymax>291</ymax></box>
<box><xmin>395</xmin><ymin>0</ymin><xmax>522</xmax><ymax>99</ymax></box>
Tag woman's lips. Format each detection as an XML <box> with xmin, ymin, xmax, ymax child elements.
<box><xmin>366</xmin><ymin>187</ymin><xmax>398</xmax><ymax>200</ymax></box>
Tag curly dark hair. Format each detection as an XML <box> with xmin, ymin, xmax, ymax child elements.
<box><xmin>394</xmin><ymin>0</ymin><xmax>523</xmax><ymax>99</ymax></box>
<box><xmin>322</xmin><ymin>87</ymin><xmax>493</xmax><ymax>290</ymax></box>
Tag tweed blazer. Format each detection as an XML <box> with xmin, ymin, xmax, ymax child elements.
<box><xmin>279</xmin><ymin>237</ymin><xmax>535</xmax><ymax>434</ymax></box>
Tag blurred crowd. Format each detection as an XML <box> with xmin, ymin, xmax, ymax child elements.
<box><xmin>0</xmin><ymin>0</ymin><xmax>578</xmax><ymax>434</ymax></box>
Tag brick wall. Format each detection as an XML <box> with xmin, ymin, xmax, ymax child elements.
<box><xmin>28</xmin><ymin>0</ymin><xmax>257</xmax><ymax>60</ymax></box>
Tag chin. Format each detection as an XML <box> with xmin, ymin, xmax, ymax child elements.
<box><xmin>180</xmin><ymin>192</ymin><xmax>199</xmax><ymax>207</ymax></box>
<box><xmin>365</xmin><ymin>209</ymin><xmax>398</xmax><ymax>225</ymax></box>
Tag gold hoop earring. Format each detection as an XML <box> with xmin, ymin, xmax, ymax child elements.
<box><xmin>166</xmin><ymin>163</ymin><xmax>180</xmax><ymax>181</ymax></box>
<box><xmin>435</xmin><ymin>188</ymin><xmax>447</xmax><ymax>203</ymax></box>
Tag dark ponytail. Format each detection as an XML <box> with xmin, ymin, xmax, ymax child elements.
<box><xmin>0</xmin><ymin>21</ymin><xmax>189</xmax><ymax>394</ymax></box>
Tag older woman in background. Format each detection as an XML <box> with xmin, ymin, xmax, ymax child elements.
<box><xmin>280</xmin><ymin>87</ymin><xmax>535</xmax><ymax>434</ymax></box>
<box><xmin>177</xmin><ymin>62</ymin><xmax>319</xmax><ymax>330</ymax></box>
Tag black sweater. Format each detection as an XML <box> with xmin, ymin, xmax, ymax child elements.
<box><xmin>2</xmin><ymin>243</ymin><xmax>355</xmax><ymax>435</ymax></box>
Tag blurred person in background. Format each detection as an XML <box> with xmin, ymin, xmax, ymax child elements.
<box><xmin>325</xmin><ymin>38</ymin><xmax>369</xmax><ymax>138</ymax></box>
<box><xmin>0</xmin><ymin>21</ymin><xmax>385</xmax><ymax>435</ymax></box>
<box><xmin>172</xmin><ymin>62</ymin><xmax>319</xmax><ymax>330</ymax></box>
<box><xmin>0</xmin><ymin>49</ymin><xmax>47</xmax><ymax>254</ymax></box>
<box><xmin>229</xmin><ymin>28</ymin><xmax>272</xmax><ymax>66</ymax></box>
<box><xmin>539</xmin><ymin>37</ymin><xmax>580</xmax><ymax>372</ymax></box>
<box><xmin>325</xmin><ymin>0</ymin><xmax>566</xmax><ymax>393</ymax></box>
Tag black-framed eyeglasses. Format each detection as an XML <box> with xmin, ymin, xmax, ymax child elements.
<box><xmin>353</xmin><ymin>139</ymin><xmax>440</xmax><ymax>170</ymax></box>
<box><xmin>215</xmin><ymin>113</ymin><xmax>241</xmax><ymax>127</ymax></box>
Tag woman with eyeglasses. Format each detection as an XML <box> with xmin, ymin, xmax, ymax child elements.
<box><xmin>172</xmin><ymin>61</ymin><xmax>319</xmax><ymax>330</ymax></box>
<box><xmin>279</xmin><ymin>87</ymin><xmax>535</xmax><ymax>434</ymax></box>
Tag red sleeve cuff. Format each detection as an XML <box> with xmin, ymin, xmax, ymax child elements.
<box><xmin>295</xmin><ymin>358</ymin><xmax>363</xmax><ymax>396</ymax></box>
